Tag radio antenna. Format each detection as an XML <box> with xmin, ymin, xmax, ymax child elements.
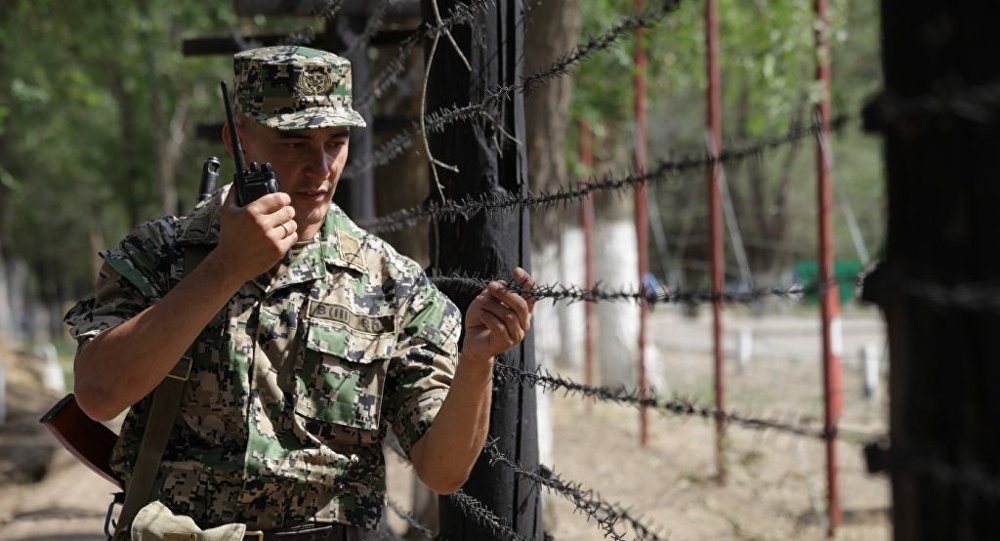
<box><xmin>220</xmin><ymin>81</ymin><xmax>247</xmax><ymax>174</ymax></box>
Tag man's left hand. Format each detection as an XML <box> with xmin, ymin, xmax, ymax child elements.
<box><xmin>462</xmin><ymin>267</ymin><xmax>536</xmax><ymax>363</ymax></box>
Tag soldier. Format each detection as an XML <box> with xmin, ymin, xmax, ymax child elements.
<box><xmin>65</xmin><ymin>46</ymin><xmax>535</xmax><ymax>540</ymax></box>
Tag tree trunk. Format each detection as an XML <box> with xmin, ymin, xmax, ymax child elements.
<box><xmin>524</xmin><ymin>0</ymin><xmax>580</xmax><ymax>216</ymax></box>
<box><xmin>594</xmin><ymin>192</ymin><xmax>644</xmax><ymax>389</ymax></box>
<box><xmin>372</xmin><ymin>21</ymin><xmax>431</xmax><ymax>265</ymax></box>
<box><xmin>0</xmin><ymin>3</ymin><xmax>16</xmax><ymax>343</ymax></box>
<box><xmin>522</xmin><ymin>0</ymin><xmax>581</xmax><ymax>491</ymax></box>
<box><xmin>526</xmin><ymin>0</ymin><xmax>586</xmax><ymax>370</ymax></box>
<box><xmin>110</xmin><ymin>63</ymin><xmax>143</xmax><ymax>229</ymax></box>
<box><xmin>732</xmin><ymin>82</ymin><xmax>806</xmax><ymax>277</ymax></box>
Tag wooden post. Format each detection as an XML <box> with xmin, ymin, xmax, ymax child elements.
<box><xmin>424</xmin><ymin>1</ymin><xmax>541</xmax><ymax>539</ymax></box>
<box><xmin>872</xmin><ymin>2</ymin><xmax>1000</xmax><ymax>539</ymax></box>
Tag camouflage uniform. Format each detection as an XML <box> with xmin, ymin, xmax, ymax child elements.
<box><xmin>65</xmin><ymin>190</ymin><xmax>462</xmax><ymax>531</ymax></box>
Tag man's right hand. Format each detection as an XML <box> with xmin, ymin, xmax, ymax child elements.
<box><xmin>74</xmin><ymin>187</ymin><xmax>300</xmax><ymax>421</ymax></box>
<box><xmin>212</xmin><ymin>186</ymin><xmax>298</xmax><ymax>284</ymax></box>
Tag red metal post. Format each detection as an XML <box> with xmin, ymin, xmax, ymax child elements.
<box><xmin>580</xmin><ymin>121</ymin><xmax>596</xmax><ymax>401</ymax></box>
<box><xmin>706</xmin><ymin>0</ymin><xmax>726</xmax><ymax>483</ymax></box>
<box><xmin>634</xmin><ymin>0</ymin><xmax>651</xmax><ymax>447</ymax></box>
<box><xmin>814</xmin><ymin>0</ymin><xmax>842</xmax><ymax>535</ymax></box>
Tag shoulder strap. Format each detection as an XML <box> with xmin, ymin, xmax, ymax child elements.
<box><xmin>114</xmin><ymin>245</ymin><xmax>212</xmax><ymax>538</ymax></box>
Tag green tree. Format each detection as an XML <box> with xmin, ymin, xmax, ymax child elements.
<box><xmin>0</xmin><ymin>0</ymin><xmax>235</xmax><ymax>338</ymax></box>
<box><xmin>570</xmin><ymin>0</ymin><xmax>882</xmax><ymax>289</ymax></box>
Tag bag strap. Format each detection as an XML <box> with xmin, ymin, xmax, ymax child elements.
<box><xmin>114</xmin><ymin>244</ymin><xmax>211</xmax><ymax>538</ymax></box>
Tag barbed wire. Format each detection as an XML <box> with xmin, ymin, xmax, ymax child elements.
<box><xmin>359</xmin><ymin>114</ymin><xmax>848</xmax><ymax>233</ymax></box>
<box><xmin>862</xmin><ymin>263</ymin><xmax>1000</xmax><ymax>314</ymax></box>
<box><xmin>383</xmin><ymin>443</ymin><xmax>526</xmax><ymax>541</ymax></box>
<box><xmin>347</xmin><ymin>103</ymin><xmax>497</xmax><ymax>177</ymax></box>
<box><xmin>492</xmin><ymin>361</ymin><xmax>859</xmax><ymax>442</ymax></box>
<box><xmin>482</xmin><ymin>440</ymin><xmax>666</xmax><ymax>541</ymax></box>
<box><xmin>386</xmin><ymin>498</ymin><xmax>440</xmax><ymax>540</ymax></box>
<box><xmin>430</xmin><ymin>274</ymin><xmax>864</xmax><ymax>307</ymax></box>
<box><xmin>357</xmin><ymin>0</ymin><xmax>496</xmax><ymax>109</ymax></box>
<box><xmin>253</xmin><ymin>5</ymin><xmax>890</xmax><ymax>536</ymax></box>
<box><xmin>343</xmin><ymin>0</ymin><xmax>394</xmax><ymax>55</ymax></box>
<box><xmin>492</xmin><ymin>0</ymin><xmax>681</xmax><ymax>101</ymax></box>
<box><xmin>281</xmin><ymin>0</ymin><xmax>347</xmax><ymax>45</ymax></box>
<box><xmin>447</xmin><ymin>489</ymin><xmax>528</xmax><ymax>541</ymax></box>
<box><xmin>353</xmin><ymin>1</ymin><xmax>685</xmax><ymax>175</ymax></box>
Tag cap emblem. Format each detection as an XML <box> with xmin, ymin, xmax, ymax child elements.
<box><xmin>296</xmin><ymin>70</ymin><xmax>334</xmax><ymax>98</ymax></box>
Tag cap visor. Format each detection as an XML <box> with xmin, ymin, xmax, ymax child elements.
<box><xmin>259</xmin><ymin>107</ymin><xmax>367</xmax><ymax>130</ymax></box>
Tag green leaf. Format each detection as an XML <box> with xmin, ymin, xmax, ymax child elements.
<box><xmin>0</xmin><ymin>165</ymin><xmax>20</xmax><ymax>191</ymax></box>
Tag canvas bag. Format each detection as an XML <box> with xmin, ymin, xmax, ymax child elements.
<box><xmin>130</xmin><ymin>500</ymin><xmax>250</xmax><ymax>541</ymax></box>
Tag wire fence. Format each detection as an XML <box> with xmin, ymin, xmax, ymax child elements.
<box><xmin>359</xmin><ymin>115</ymin><xmax>849</xmax><ymax>233</ymax></box>
<box><xmin>490</xmin><ymin>356</ymin><xmax>878</xmax><ymax>444</ymax></box>
<box><xmin>255</xmin><ymin>0</ymin><xmax>1000</xmax><ymax>537</ymax></box>
<box><xmin>431</xmin><ymin>273</ymin><xmax>861</xmax><ymax>307</ymax></box>
<box><xmin>346</xmin><ymin>2</ymin><xmax>885</xmax><ymax>540</ymax></box>
<box><xmin>238</xmin><ymin>1</ymin><xmax>898</xmax><ymax>540</ymax></box>
<box><xmin>348</xmin><ymin>0</ymin><xmax>686</xmax><ymax>177</ymax></box>
<box><xmin>481</xmin><ymin>440</ymin><xmax>666</xmax><ymax>541</ymax></box>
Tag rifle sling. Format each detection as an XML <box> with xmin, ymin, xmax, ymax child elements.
<box><xmin>115</xmin><ymin>244</ymin><xmax>210</xmax><ymax>537</ymax></box>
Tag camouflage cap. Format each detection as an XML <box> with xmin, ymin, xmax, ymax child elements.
<box><xmin>233</xmin><ymin>46</ymin><xmax>367</xmax><ymax>130</ymax></box>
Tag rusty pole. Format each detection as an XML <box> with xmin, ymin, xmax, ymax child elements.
<box><xmin>814</xmin><ymin>0</ymin><xmax>842</xmax><ymax>535</ymax></box>
<box><xmin>706</xmin><ymin>0</ymin><xmax>726</xmax><ymax>483</ymax></box>
<box><xmin>580</xmin><ymin>121</ymin><xmax>596</xmax><ymax>400</ymax></box>
<box><xmin>634</xmin><ymin>0</ymin><xmax>651</xmax><ymax>447</ymax></box>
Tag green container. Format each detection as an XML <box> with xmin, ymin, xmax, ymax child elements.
<box><xmin>793</xmin><ymin>260</ymin><xmax>863</xmax><ymax>304</ymax></box>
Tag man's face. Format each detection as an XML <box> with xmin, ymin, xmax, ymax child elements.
<box><xmin>239</xmin><ymin>122</ymin><xmax>350</xmax><ymax>240</ymax></box>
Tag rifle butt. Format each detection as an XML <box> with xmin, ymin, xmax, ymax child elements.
<box><xmin>39</xmin><ymin>393</ymin><xmax>124</xmax><ymax>489</ymax></box>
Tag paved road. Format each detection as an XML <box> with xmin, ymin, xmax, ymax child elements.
<box><xmin>650</xmin><ymin>309</ymin><xmax>885</xmax><ymax>366</ymax></box>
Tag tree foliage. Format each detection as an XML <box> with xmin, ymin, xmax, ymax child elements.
<box><xmin>569</xmin><ymin>0</ymin><xmax>883</xmax><ymax>285</ymax></box>
<box><xmin>0</xmin><ymin>1</ymin><xmax>234</xmax><ymax>302</ymax></box>
<box><xmin>0</xmin><ymin>0</ymin><xmax>885</xmax><ymax>332</ymax></box>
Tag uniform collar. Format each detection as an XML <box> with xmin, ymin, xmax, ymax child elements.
<box><xmin>177</xmin><ymin>187</ymin><xmax>224</xmax><ymax>246</ymax></box>
<box><xmin>318</xmin><ymin>203</ymin><xmax>369</xmax><ymax>275</ymax></box>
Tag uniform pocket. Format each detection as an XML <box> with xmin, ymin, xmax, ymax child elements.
<box><xmin>294</xmin><ymin>317</ymin><xmax>396</xmax><ymax>432</ymax></box>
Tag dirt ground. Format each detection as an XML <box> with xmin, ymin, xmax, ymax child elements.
<box><xmin>522</xmin><ymin>307</ymin><xmax>889</xmax><ymax>541</ymax></box>
<box><xmin>0</xmin><ymin>308</ymin><xmax>890</xmax><ymax>540</ymax></box>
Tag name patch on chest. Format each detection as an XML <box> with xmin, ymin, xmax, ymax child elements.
<box><xmin>308</xmin><ymin>300</ymin><xmax>396</xmax><ymax>334</ymax></box>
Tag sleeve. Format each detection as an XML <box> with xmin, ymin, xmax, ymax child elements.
<box><xmin>63</xmin><ymin>220</ymin><xmax>176</xmax><ymax>345</ymax></box>
<box><xmin>381</xmin><ymin>274</ymin><xmax>462</xmax><ymax>454</ymax></box>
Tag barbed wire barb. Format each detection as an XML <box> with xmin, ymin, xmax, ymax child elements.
<box><xmin>490</xmin><ymin>361</ymin><xmax>869</xmax><ymax>443</ymax></box>
<box><xmin>358</xmin><ymin>0</ymin><xmax>496</xmax><ymax>109</ymax></box>
<box><xmin>448</xmin><ymin>490</ymin><xmax>528</xmax><ymax>541</ymax></box>
<box><xmin>386</xmin><ymin>498</ymin><xmax>440</xmax><ymax>541</ymax></box>
<box><xmin>492</xmin><ymin>0</ymin><xmax>683</xmax><ymax>101</ymax></box>
<box><xmin>360</xmin><ymin>115</ymin><xmax>849</xmax><ymax>233</ymax></box>
<box><xmin>482</xmin><ymin>440</ymin><xmax>667</xmax><ymax>540</ymax></box>
<box><xmin>343</xmin><ymin>0</ymin><xmax>393</xmax><ymax>55</ymax></box>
